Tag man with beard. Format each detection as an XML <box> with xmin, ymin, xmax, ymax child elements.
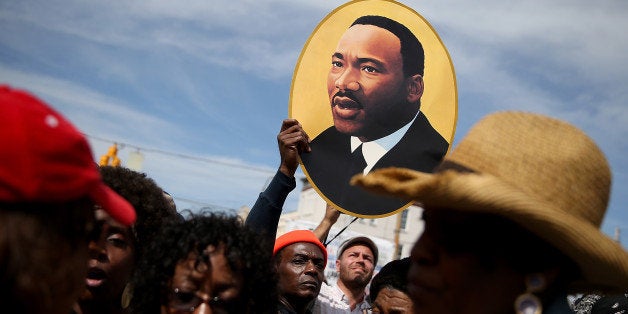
<box><xmin>314</xmin><ymin>236</ymin><xmax>378</xmax><ymax>313</ymax></box>
<box><xmin>300</xmin><ymin>15</ymin><xmax>448</xmax><ymax>216</ymax></box>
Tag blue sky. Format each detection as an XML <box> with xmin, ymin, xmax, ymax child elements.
<box><xmin>1</xmin><ymin>0</ymin><xmax>627</xmax><ymax>244</ymax></box>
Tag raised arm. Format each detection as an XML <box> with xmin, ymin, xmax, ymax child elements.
<box><xmin>313</xmin><ymin>203</ymin><xmax>341</xmax><ymax>243</ymax></box>
<box><xmin>245</xmin><ymin>119</ymin><xmax>310</xmax><ymax>241</ymax></box>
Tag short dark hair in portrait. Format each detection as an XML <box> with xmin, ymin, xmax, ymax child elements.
<box><xmin>351</xmin><ymin>15</ymin><xmax>425</xmax><ymax>78</ymax></box>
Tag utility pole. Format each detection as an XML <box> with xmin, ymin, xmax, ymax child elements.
<box><xmin>393</xmin><ymin>211</ymin><xmax>402</xmax><ymax>259</ymax></box>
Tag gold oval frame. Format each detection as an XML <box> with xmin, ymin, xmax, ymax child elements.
<box><xmin>290</xmin><ymin>0</ymin><xmax>457</xmax><ymax>218</ymax></box>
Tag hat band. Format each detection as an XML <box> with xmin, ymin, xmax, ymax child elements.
<box><xmin>434</xmin><ymin>160</ymin><xmax>476</xmax><ymax>174</ymax></box>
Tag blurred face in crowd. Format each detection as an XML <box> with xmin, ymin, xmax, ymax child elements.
<box><xmin>327</xmin><ymin>24</ymin><xmax>422</xmax><ymax>142</ymax></box>
<box><xmin>371</xmin><ymin>286</ymin><xmax>414</xmax><ymax>314</ymax></box>
<box><xmin>80</xmin><ymin>208</ymin><xmax>135</xmax><ymax>304</ymax></box>
<box><xmin>407</xmin><ymin>208</ymin><xmax>525</xmax><ymax>314</ymax></box>
<box><xmin>276</xmin><ymin>243</ymin><xmax>326</xmax><ymax>302</ymax></box>
<box><xmin>163</xmin><ymin>244</ymin><xmax>244</xmax><ymax>314</ymax></box>
<box><xmin>0</xmin><ymin>198</ymin><xmax>95</xmax><ymax>314</ymax></box>
<box><xmin>337</xmin><ymin>244</ymin><xmax>375</xmax><ymax>288</ymax></box>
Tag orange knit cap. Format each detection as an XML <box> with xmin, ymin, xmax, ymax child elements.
<box><xmin>273</xmin><ymin>230</ymin><xmax>328</xmax><ymax>264</ymax></box>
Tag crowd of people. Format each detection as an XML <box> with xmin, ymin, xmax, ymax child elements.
<box><xmin>3</xmin><ymin>84</ymin><xmax>628</xmax><ymax>314</ymax></box>
<box><xmin>2</xmin><ymin>13</ymin><xmax>628</xmax><ymax>314</ymax></box>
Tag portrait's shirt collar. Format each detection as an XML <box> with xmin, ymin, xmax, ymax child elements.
<box><xmin>351</xmin><ymin>111</ymin><xmax>419</xmax><ymax>174</ymax></box>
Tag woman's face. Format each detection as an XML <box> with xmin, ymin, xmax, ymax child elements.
<box><xmin>80</xmin><ymin>208</ymin><xmax>136</xmax><ymax>304</ymax></box>
<box><xmin>407</xmin><ymin>208</ymin><xmax>526</xmax><ymax>314</ymax></box>
<box><xmin>163</xmin><ymin>244</ymin><xmax>244</xmax><ymax>314</ymax></box>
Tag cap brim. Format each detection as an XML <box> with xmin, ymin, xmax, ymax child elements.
<box><xmin>352</xmin><ymin>167</ymin><xmax>628</xmax><ymax>291</ymax></box>
<box><xmin>339</xmin><ymin>236</ymin><xmax>379</xmax><ymax>266</ymax></box>
<box><xmin>89</xmin><ymin>183</ymin><xmax>136</xmax><ymax>226</ymax></box>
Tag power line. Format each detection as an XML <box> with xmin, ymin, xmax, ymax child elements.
<box><xmin>84</xmin><ymin>134</ymin><xmax>307</xmax><ymax>210</ymax></box>
<box><xmin>85</xmin><ymin>134</ymin><xmax>276</xmax><ymax>175</ymax></box>
<box><xmin>174</xmin><ymin>196</ymin><xmax>239</xmax><ymax>212</ymax></box>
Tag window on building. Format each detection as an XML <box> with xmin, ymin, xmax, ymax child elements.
<box><xmin>400</xmin><ymin>209</ymin><xmax>409</xmax><ymax>230</ymax></box>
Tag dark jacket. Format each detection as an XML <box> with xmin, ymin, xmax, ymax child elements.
<box><xmin>300</xmin><ymin>112</ymin><xmax>448</xmax><ymax>216</ymax></box>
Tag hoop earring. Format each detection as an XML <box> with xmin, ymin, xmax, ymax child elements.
<box><xmin>121</xmin><ymin>282</ymin><xmax>134</xmax><ymax>309</ymax></box>
<box><xmin>514</xmin><ymin>273</ymin><xmax>546</xmax><ymax>314</ymax></box>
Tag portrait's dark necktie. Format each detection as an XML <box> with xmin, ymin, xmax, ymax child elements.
<box><xmin>348</xmin><ymin>144</ymin><xmax>367</xmax><ymax>176</ymax></box>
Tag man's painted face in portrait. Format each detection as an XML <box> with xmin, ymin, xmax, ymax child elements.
<box><xmin>327</xmin><ymin>24</ymin><xmax>421</xmax><ymax>142</ymax></box>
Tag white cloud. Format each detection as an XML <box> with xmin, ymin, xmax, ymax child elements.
<box><xmin>0</xmin><ymin>0</ymin><xmax>341</xmax><ymax>80</ymax></box>
<box><xmin>0</xmin><ymin>65</ymin><xmax>184</xmax><ymax>146</ymax></box>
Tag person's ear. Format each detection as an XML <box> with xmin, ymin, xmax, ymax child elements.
<box><xmin>336</xmin><ymin>259</ymin><xmax>341</xmax><ymax>269</ymax></box>
<box><xmin>406</xmin><ymin>74</ymin><xmax>424</xmax><ymax>103</ymax></box>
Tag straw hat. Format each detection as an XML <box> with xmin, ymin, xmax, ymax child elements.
<box><xmin>351</xmin><ymin>111</ymin><xmax>628</xmax><ymax>291</ymax></box>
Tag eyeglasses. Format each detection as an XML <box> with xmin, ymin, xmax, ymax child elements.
<box><xmin>168</xmin><ymin>288</ymin><xmax>226</xmax><ymax>313</ymax></box>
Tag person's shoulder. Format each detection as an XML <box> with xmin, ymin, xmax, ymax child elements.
<box><xmin>412</xmin><ymin>112</ymin><xmax>448</xmax><ymax>142</ymax></box>
<box><xmin>397</xmin><ymin>111</ymin><xmax>448</xmax><ymax>156</ymax></box>
<box><xmin>317</xmin><ymin>281</ymin><xmax>335</xmax><ymax>299</ymax></box>
<box><xmin>278</xmin><ymin>304</ymin><xmax>298</xmax><ymax>314</ymax></box>
<box><xmin>301</xmin><ymin>126</ymin><xmax>351</xmax><ymax>167</ymax></box>
<box><xmin>591</xmin><ymin>293</ymin><xmax>628</xmax><ymax>313</ymax></box>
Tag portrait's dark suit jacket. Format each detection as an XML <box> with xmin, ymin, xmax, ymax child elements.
<box><xmin>300</xmin><ymin>112</ymin><xmax>448</xmax><ymax>216</ymax></box>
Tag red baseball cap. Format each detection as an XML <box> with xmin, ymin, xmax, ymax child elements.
<box><xmin>0</xmin><ymin>85</ymin><xmax>136</xmax><ymax>226</ymax></box>
<box><xmin>273</xmin><ymin>230</ymin><xmax>328</xmax><ymax>266</ymax></box>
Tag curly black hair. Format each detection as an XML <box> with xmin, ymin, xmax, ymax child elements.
<box><xmin>369</xmin><ymin>257</ymin><xmax>411</xmax><ymax>300</ymax></box>
<box><xmin>129</xmin><ymin>211</ymin><xmax>278</xmax><ymax>314</ymax></box>
<box><xmin>98</xmin><ymin>166</ymin><xmax>179</xmax><ymax>262</ymax></box>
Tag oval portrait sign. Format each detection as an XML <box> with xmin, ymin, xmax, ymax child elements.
<box><xmin>290</xmin><ymin>0</ymin><xmax>457</xmax><ymax>218</ymax></box>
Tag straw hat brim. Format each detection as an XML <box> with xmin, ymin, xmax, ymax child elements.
<box><xmin>352</xmin><ymin>167</ymin><xmax>628</xmax><ymax>291</ymax></box>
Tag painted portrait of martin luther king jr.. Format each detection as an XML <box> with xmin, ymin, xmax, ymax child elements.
<box><xmin>291</xmin><ymin>0</ymin><xmax>457</xmax><ymax>217</ymax></box>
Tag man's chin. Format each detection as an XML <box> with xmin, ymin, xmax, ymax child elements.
<box><xmin>294</xmin><ymin>290</ymin><xmax>319</xmax><ymax>302</ymax></box>
<box><xmin>332</xmin><ymin>121</ymin><xmax>364</xmax><ymax>137</ymax></box>
<box><xmin>346</xmin><ymin>274</ymin><xmax>371</xmax><ymax>287</ymax></box>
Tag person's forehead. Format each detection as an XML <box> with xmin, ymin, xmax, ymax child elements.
<box><xmin>374</xmin><ymin>286</ymin><xmax>412</xmax><ymax>307</ymax></box>
<box><xmin>342</xmin><ymin>244</ymin><xmax>374</xmax><ymax>256</ymax></box>
<box><xmin>172</xmin><ymin>249</ymin><xmax>242</xmax><ymax>292</ymax></box>
<box><xmin>208</xmin><ymin>250</ymin><xmax>242</xmax><ymax>287</ymax></box>
<box><xmin>95</xmin><ymin>207</ymin><xmax>128</xmax><ymax>229</ymax></box>
<box><xmin>285</xmin><ymin>242</ymin><xmax>324</xmax><ymax>258</ymax></box>
<box><xmin>336</xmin><ymin>24</ymin><xmax>401</xmax><ymax>57</ymax></box>
<box><xmin>423</xmin><ymin>208</ymin><xmax>504</xmax><ymax>235</ymax></box>
<box><xmin>174</xmin><ymin>252</ymin><xmax>208</xmax><ymax>278</ymax></box>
